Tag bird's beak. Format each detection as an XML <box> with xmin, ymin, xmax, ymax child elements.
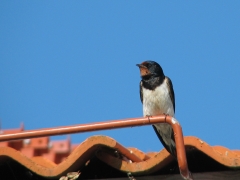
<box><xmin>137</xmin><ymin>64</ymin><xmax>150</xmax><ymax>76</ymax></box>
<box><xmin>136</xmin><ymin>64</ymin><xmax>146</xmax><ymax>68</ymax></box>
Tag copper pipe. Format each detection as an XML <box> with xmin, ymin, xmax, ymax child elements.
<box><xmin>0</xmin><ymin>115</ymin><xmax>192</xmax><ymax>179</ymax></box>
<box><xmin>165</xmin><ymin>116</ymin><xmax>193</xmax><ymax>180</ymax></box>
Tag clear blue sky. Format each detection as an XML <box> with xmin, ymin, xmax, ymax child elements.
<box><xmin>0</xmin><ymin>1</ymin><xmax>239</xmax><ymax>152</ymax></box>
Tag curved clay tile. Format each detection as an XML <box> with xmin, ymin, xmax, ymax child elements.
<box><xmin>184</xmin><ymin>136</ymin><xmax>240</xmax><ymax>167</ymax></box>
<box><xmin>0</xmin><ymin>135</ymin><xmax>240</xmax><ymax>178</ymax></box>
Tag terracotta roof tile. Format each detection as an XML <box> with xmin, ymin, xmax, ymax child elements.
<box><xmin>0</xmin><ymin>116</ymin><xmax>194</xmax><ymax>179</ymax></box>
<box><xmin>0</xmin><ymin>117</ymin><xmax>239</xmax><ymax>179</ymax></box>
<box><xmin>0</xmin><ymin>135</ymin><xmax>240</xmax><ymax>179</ymax></box>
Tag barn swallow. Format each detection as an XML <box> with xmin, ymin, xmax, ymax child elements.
<box><xmin>136</xmin><ymin>60</ymin><xmax>176</xmax><ymax>157</ymax></box>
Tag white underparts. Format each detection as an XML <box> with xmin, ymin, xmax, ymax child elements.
<box><xmin>142</xmin><ymin>80</ymin><xmax>174</xmax><ymax>117</ymax></box>
<box><xmin>142</xmin><ymin>80</ymin><xmax>175</xmax><ymax>145</ymax></box>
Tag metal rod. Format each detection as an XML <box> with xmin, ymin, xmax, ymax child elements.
<box><xmin>0</xmin><ymin>115</ymin><xmax>192</xmax><ymax>179</ymax></box>
<box><xmin>0</xmin><ymin>116</ymin><xmax>167</xmax><ymax>141</ymax></box>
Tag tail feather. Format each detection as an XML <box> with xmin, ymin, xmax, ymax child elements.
<box><xmin>152</xmin><ymin>125</ymin><xmax>176</xmax><ymax>158</ymax></box>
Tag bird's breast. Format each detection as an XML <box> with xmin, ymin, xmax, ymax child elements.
<box><xmin>142</xmin><ymin>82</ymin><xmax>174</xmax><ymax>117</ymax></box>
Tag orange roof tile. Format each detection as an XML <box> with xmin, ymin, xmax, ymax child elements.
<box><xmin>0</xmin><ymin>115</ymin><xmax>192</xmax><ymax>179</ymax></box>
<box><xmin>0</xmin><ymin>117</ymin><xmax>239</xmax><ymax>179</ymax></box>
<box><xmin>0</xmin><ymin>135</ymin><xmax>240</xmax><ymax>179</ymax></box>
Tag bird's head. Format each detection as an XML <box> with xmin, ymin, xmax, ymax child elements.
<box><xmin>136</xmin><ymin>61</ymin><xmax>164</xmax><ymax>79</ymax></box>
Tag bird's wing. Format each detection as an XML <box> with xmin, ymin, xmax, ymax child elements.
<box><xmin>165</xmin><ymin>76</ymin><xmax>175</xmax><ymax>112</ymax></box>
<box><xmin>152</xmin><ymin>125</ymin><xmax>176</xmax><ymax>157</ymax></box>
<box><xmin>140</xmin><ymin>81</ymin><xmax>143</xmax><ymax>103</ymax></box>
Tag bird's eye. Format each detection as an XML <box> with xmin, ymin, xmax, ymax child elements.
<box><xmin>142</xmin><ymin>62</ymin><xmax>149</xmax><ymax>68</ymax></box>
<box><xmin>146</xmin><ymin>63</ymin><xmax>152</xmax><ymax>68</ymax></box>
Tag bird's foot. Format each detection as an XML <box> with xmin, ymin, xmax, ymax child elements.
<box><xmin>146</xmin><ymin>115</ymin><xmax>152</xmax><ymax>122</ymax></box>
<box><xmin>162</xmin><ymin>113</ymin><xmax>169</xmax><ymax>122</ymax></box>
